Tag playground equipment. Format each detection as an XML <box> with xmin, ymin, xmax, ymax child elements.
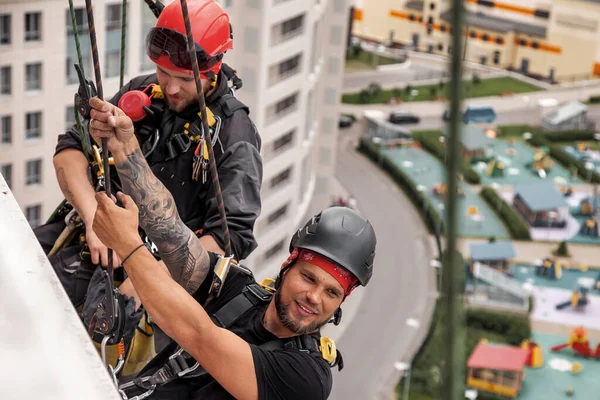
<box><xmin>520</xmin><ymin>339</ymin><xmax>544</xmax><ymax>368</ymax></box>
<box><xmin>558</xmin><ymin>186</ymin><xmax>573</xmax><ymax>197</ymax></box>
<box><xmin>579</xmin><ymin>217</ymin><xmax>599</xmax><ymax>237</ymax></box>
<box><xmin>486</xmin><ymin>158</ymin><xmax>505</xmax><ymax>177</ymax></box>
<box><xmin>529</xmin><ymin>147</ymin><xmax>552</xmax><ymax>178</ymax></box>
<box><xmin>536</xmin><ymin>257</ymin><xmax>562</xmax><ymax>280</ymax></box>
<box><xmin>577</xmin><ymin>141</ymin><xmax>590</xmax><ymax>152</ymax></box>
<box><xmin>595</xmin><ymin>272</ymin><xmax>600</xmax><ymax>291</ymax></box>
<box><xmin>555</xmin><ymin>286</ymin><xmax>589</xmax><ymax>311</ymax></box>
<box><xmin>432</xmin><ymin>182</ymin><xmax>464</xmax><ymax>199</ymax></box>
<box><xmin>551</xmin><ymin>327</ymin><xmax>600</xmax><ymax>358</ymax></box>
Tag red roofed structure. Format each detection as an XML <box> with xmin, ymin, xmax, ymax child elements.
<box><xmin>467</xmin><ymin>340</ymin><xmax>529</xmax><ymax>399</ymax></box>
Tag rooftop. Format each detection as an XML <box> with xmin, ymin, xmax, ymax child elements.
<box><xmin>440</xmin><ymin>9</ymin><xmax>547</xmax><ymax>37</ymax></box>
<box><xmin>542</xmin><ymin>101</ymin><xmax>588</xmax><ymax>126</ymax></box>
<box><xmin>467</xmin><ymin>342</ymin><xmax>529</xmax><ymax>371</ymax></box>
<box><xmin>469</xmin><ymin>241</ymin><xmax>516</xmax><ymax>261</ymax></box>
<box><xmin>514</xmin><ymin>181</ymin><xmax>568</xmax><ymax>211</ymax></box>
<box><xmin>442</xmin><ymin>124</ymin><xmax>495</xmax><ymax>151</ymax></box>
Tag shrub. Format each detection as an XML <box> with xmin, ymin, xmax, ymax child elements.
<box><xmin>472</xmin><ymin>74</ymin><xmax>481</xmax><ymax>85</ymax></box>
<box><xmin>480</xmin><ymin>186</ymin><xmax>531</xmax><ymax>240</ymax></box>
<box><xmin>556</xmin><ymin>241</ymin><xmax>569</xmax><ymax>256</ymax></box>
<box><xmin>589</xmin><ymin>95</ymin><xmax>600</xmax><ymax>104</ymax></box>
<box><xmin>465</xmin><ymin>309</ymin><xmax>531</xmax><ymax>346</ymax></box>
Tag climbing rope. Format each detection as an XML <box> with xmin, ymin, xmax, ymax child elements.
<box><xmin>119</xmin><ymin>0</ymin><xmax>127</xmax><ymax>88</ymax></box>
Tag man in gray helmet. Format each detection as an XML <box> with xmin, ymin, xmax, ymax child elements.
<box><xmin>90</xmin><ymin>87</ymin><xmax>376</xmax><ymax>399</ymax></box>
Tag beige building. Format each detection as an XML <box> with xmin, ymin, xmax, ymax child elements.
<box><xmin>351</xmin><ymin>0</ymin><xmax>600</xmax><ymax>82</ymax></box>
<box><xmin>0</xmin><ymin>0</ymin><xmax>349</xmax><ymax>279</ymax></box>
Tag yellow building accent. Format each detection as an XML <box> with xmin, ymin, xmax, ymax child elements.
<box><xmin>467</xmin><ymin>377</ymin><xmax>519</xmax><ymax>398</ymax></box>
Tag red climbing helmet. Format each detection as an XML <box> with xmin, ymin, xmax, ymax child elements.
<box><xmin>145</xmin><ymin>0</ymin><xmax>233</xmax><ymax>76</ymax></box>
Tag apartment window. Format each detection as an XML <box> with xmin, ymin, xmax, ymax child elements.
<box><xmin>267</xmin><ymin>204</ymin><xmax>288</xmax><ymax>225</ymax></box>
<box><xmin>482</xmin><ymin>34</ymin><xmax>489</xmax><ymax>41</ymax></box>
<box><xmin>141</xmin><ymin>4</ymin><xmax>156</xmax><ymax>71</ymax></box>
<box><xmin>324</xmin><ymin>88</ymin><xmax>336</xmax><ymax>105</ymax></box>
<box><xmin>1</xmin><ymin>164</ymin><xmax>11</xmax><ymax>188</ymax></box>
<box><xmin>222</xmin><ymin>0</ymin><xmax>232</xmax><ymax>8</ymax></box>
<box><xmin>493</xmin><ymin>50</ymin><xmax>500</xmax><ymax>65</ymax></box>
<box><xmin>244</xmin><ymin>27</ymin><xmax>259</xmax><ymax>53</ymax></box>
<box><xmin>26</xmin><ymin>205</ymin><xmax>42</xmax><ymax>228</ymax></box>
<box><xmin>319</xmin><ymin>147</ymin><xmax>331</xmax><ymax>165</ymax></box>
<box><xmin>270</xmin><ymin>167</ymin><xmax>292</xmax><ymax>190</ymax></box>
<box><xmin>1</xmin><ymin>66</ymin><xmax>11</xmax><ymax>95</ymax></box>
<box><xmin>273</xmin><ymin>130</ymin><xmax>295</xmax><ymax>152</ymax></box>
<box><xmin>469</xmin><ymin>31</ymin><xmax>476</xmax><ymax>39</ymax></box>
<box><xmin>106</xmin><ymin>4</ymin><xmax>122</xmax><ymax>31</ymax></box>
<box><xmin>322</xmin><ymin>117</ymin><xmax>334</xmax><ymax>135</ymax></box>
<box><xmin>25</xmin><ymin>112</ymin><xmax>42</xmax><ymax>140</ymax></box>
<box><xmin>0</xmin><ymin>14</ymin><xmax>10</xmax><ymax>45</ymax></box>
<box><xmin>264</xmin><ymin>240</ymin><xmax>285</xmax><ymax>261</ymax></box>
<box><xmin>327</xmin><ymin>57</ymin><xmax>340</xmax><ymax>75</ymax></box>
<box><xmin>26</xmin><ymin>159</ymin><xmax>42</xmax><ymax>185</ymax></box>
<box><xmin>440</xmin><ymin>24</ymin><xmax>446</xmax><ymax>32</ymax></box>
<box><xmin>1</xmin><ymin>115</ymin><xmax>11</xmax><ymax>144</ymax></box>
<box><xmin>66</xmin><ymin>106</ymin><xmax>76</xmax><ymax>130</ymax></box>
<box><xmin>106</xmin><ymin>50</ymin><xmax>121</xmax><ymax>78</ymax></box>
<box><xmin>273</xmin><ymin>14</ymin><xmax>304</xmax><ymax>45</ymax></box>
<box><xmin>25</xmin><ymin>12</ymin><xmax>41</xmax><ymax>42</ymax></box>
<box><xmin>275</xmin><ymin>93</ymin><xmax>298</xmax><ymax>114</ymax></box>
<box><xmin>330</xmin><ymin>26</ymin><xmax>342</xmax><ymax>45</ymax></box>
<box><xmin>66</xmin><ymin>8</ymin><xmax>87</xmax><ymax>35</ymax></box>
<box><xmin>437</xmin><ymin>43</ymin><xmax>444</xmax><ymax>51</ymax></box>
<box><xmin>247</xmin><ymin>0</ymin><xmax>261</xmax><ymax>9</ymax></box>
<box><xmin>66</xmin><ymin>54</ymin><xmax>92</xmax><ymax>85</ymax></box>
<box><xmin>519</xmin><ymin>39</ymin><xmax>527</xmax><ymax>46</ymax></box>
<box><xmin>333</xmin><ymin>0</ymin><xmax>345</xmax><ymax>12</ymax></box>
<box><xmin>532</xmin><ymin>41</ymin><xmax>539</xmax><ymax>49</ymax></box>
<box><xmin>25</xmin><ymin>63</ymin><xmax>42</xmax><ymax>91</ymax></box>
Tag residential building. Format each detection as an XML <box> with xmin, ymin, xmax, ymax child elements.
<box><xmin>0</xmin><ymin>0</ymin><xmax>349</xmax><ymax>280</ymax></box>
<box><xmin>351</xmin><ymin>0</ymin><xmax>600</xmax><ymax>82</ymax></box>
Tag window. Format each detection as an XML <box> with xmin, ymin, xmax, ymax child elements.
<box><xmin>25</xmin><ymin>63</ymin><xmax>42</xmax><ymax>91</ymax></box>
<box><xmin>440</xmin><ymin>24</ymin><xmax>446</xmax><ymax>32</ymax></box>
<box><xmin>66</xmin><ymin>8</ymin><xmax>87</xmax><ymax>35</ymax></box>
<box><xmin>25</xmin><ymin>12</ymin><xmax>41</xmax><ymax>41</ymax></box>
<box><xmin>267</xmin><ymin>204</ymin><xmax>288</xmax><ymax>224</ymax></box>
<box><xmin>437</xmin><ymin>43</ymin><xmax>444</xmax><ymax>51</ymax></box>
<box><xmin>496</xmin><ymin>37</ymin><xmax>504</xmax><ymax>45</ymax></box>
<box><xmin>532</xmin><ymin>41</ymin><xmax>539</xmax><ymax>49</ymax></box>
<box><xmin>270</xmin><ymin>167</ymin><xmax>292</xmax><ymax>189</ymax></box>
<box><xmin>1</xmin><ymin>66</ymin><xmax>11</xmax><ymax>95</ymax></box>
<box><xmin>330</xmin><ymin>26</ymin><xmax>342</xmax><ymax>45</ymax></box>
<box><xmin>493</xmin><ymin>50</ymin><xmax>500</xmax><ymax>65</ymax></box>
<box><xmin>140</xmin><ymin>4</ymin><xmax>156</xmax><ymax>71</ymax></box>
<box><xmin>322</xmin><ymin>117</ymin><xmax>334</xmax><ymax>135</ymax></box>
<box><xmin>279</xmin><ymin>54</ymin><xmax>301</xmax><ymax>77</ymax></box>
<box><xmin>281</xmin><ymin>15</ymin><xmax>304</xmax><ymax>36</ymax></box>
<box><xmin>409</xmin><ymin>14</ymin><xmax>415</xmax><ymax>21</ymax></box>
<box><xmin>244</xmin><ymin>27</ymin><xmax>259</xmax><ymax>52</ymax></box>
<box><xmin>273</xmin><ymin>130</ymin><xmax>295</xmax><ymax>152</ymax></box>
<box><xmin>26</xmin><ymin>205</ymin><xmax>42</xmax><ymax>228</ymax></box>
<box><xmin>324</xmin><ymin>87</ymin><xmax>336</xmax><ymax>105</ymax></box>
<box><xmin>66</xmin><ymin>8</ymin><xmax>91</xmax><ymax>84</ymax></box>
<box><xmin>275</xmin><ymin>93</ymin><xmax>298</xmax><ymax>114</ymax></box>
<box><xmin>65</xmin><ymin>106</ymin><xmax>75</xmax><ymax>130</ymax></box>
<box><xmin>519</xmin><ymin>39</ymin><xmax>527</xmax><ymax>46</ymax></box>
<box><xmin>0</xmin><ymin>14</ymin><xmax>10</xmax><ymax>45</ymax></box>
<box><xmin>327</xmin><ymin>57</ymin><xmax>340</xmax><ymax>75</ymax></box>
<box><xmin>66</xmin><ymin>54</ymin><xmax>92</xmax><ymax>85</ymax></box>
<box><xmin>482</xmin><ymin>34</ymin><xmax>489</xmax><ymax>41</ymax></box>
<box><xmin>25</xmin><ymin>112</ymin><xmax>41</xmax><ymax>140</ymax></box>
<box><xmin>469</xmin><ymin>31</ymin><xmax>476</xmax><ymax>38</ymax></box>
<box><xmin>247</xmin><ymin>0</ymin><xmax>260</xmax><ymax>9</ymax></box>
<box><xmin>106</xmin><ymin>4</ymin><xmax>122</xmax><ymax>31</ymax></box>
<box><xmin>1</xmin><ymin>115</ymin><xmax>11</xmax><ymax>144</ymax></box>
<box><xmin>430</xmin><ymin>2</ymin><xmax>436</xmax><ymax>10</ymax></box>
<box><xmin>26</xmin><ymin>159</ymin><xmax>42</xmax><ymax>185</ymax></box>
<box><xmin>319</xmin><ymin>147</ymin><xmax>331</xmax><ymax>164</ymax></box>
<box><xmin>1</xmin><ymin>164</ymin><xmax>11</xmax><ymax>188</ymax></box>
<box><xmin>264</xmin><ymin>240</ymin><xmax>285</xmax><ymax>261</ymax></box>
<box><xmin>105</xmin><ymin>49</ymin><xmax>121</xmax><ymax>78</ymax></box>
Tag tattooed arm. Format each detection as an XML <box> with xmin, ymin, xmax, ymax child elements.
<box><xmin>113</xmin><ymin>148</ymin><xmax>211</xmax><ymax>293</ymax></box>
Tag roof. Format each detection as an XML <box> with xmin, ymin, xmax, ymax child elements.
<box><xmin>514</xmin><ymin>182</ymin><xmax>568</xmax><ymax>211</ymax></box>
<box><xmin>469</xmin><ymin>241</ymin><xmax>516</xmax><ymax>261</ymax></box>
<box><xmin>440</xmin><ymin>10</ymin><xmax>547</xmax><ymax>37</ymax></box>
<box><xmin>468</xmin><ymin>342</ymin><xmax>529</xmax><ymax>371</ymax></box>
<box><xmin>542</xmin><ymin>101</ymin><xmax>588</xmax><ymax>126</ymax></box>
<box><xmin>442</xmin><ymin>124</ymin><xmax>495</xmax><ymax>151</ymax></box>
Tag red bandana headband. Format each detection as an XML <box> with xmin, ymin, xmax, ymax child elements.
<box><xmin>282</xmin><ymin>248</ymin><xmax>358</xmax><ymax>297</ymax></box>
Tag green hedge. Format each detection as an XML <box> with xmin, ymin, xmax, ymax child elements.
<box><xmin>543</xmin><ymin>130</ymin><xmax>597</xmax><ymax>142</ymax></box>
<box><xmin>412</xmin><ymin>131</ymin><xmax>481</xmax><ymax>184</ymax></box>
<box><xmin>528</xmin><ymin>134</ymin><xmax>600</xmax><ymax>183</ymax></box>
<box><xmin>465</xmin><ymin>308</ymin><xmax>531</xmax><ymax>346</ymax></box>
<box><xmin>589</xmin><ymin>95</ymin><xmax>600</xmax><ymax>104</ymax></box>
<box><xmin>480</xmin><ymin>186</ymin><xmax>531</xmax><ymax>240</ymax></box>
<box><xmin>358</xmin><ymin>138</ymin><xmax>444</xmax><ymax>235</ymax></box>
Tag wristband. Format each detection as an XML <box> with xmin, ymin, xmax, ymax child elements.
<box><xmin>121</xmin><ymin>243</ymin><xmax>148</xmax><ymax>266</ymax></box>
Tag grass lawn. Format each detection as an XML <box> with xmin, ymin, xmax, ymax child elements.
<box><xmin>344</xmin><ymin>59</ymin><xmax>375</xmax><ymax>73</ymax></box>
<box><xmin>342</xmin><ymin>77</ymin><xmax>543</xmax><ymax>104</ymax></box>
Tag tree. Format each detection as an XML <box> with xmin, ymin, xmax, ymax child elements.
<box><xmin>367</xmin><ymin>82</ymin><xmax>382</xmax><ymax>97</ymax></box>
<box><xmin>472</xmin><ymin>73</ymin><xmax>481</xmax><ymax>85</ymax></box>
<box><xmin>430</xmin><ymin>87</ymin><xmax>438</xmax><ymax>99</ymax></box>
<box><xmin>405</xmin><ymin>84</ymin><xmax>413</xmax><ymax>95</ymax></box>
<box><xmin>392</xmin><ymin>87</ymin><xmax>402</xmax><ymax>99</ymax></box>
<box><xmin>556</xmin><ymin>241</ymin><xmax>569</xmax><ymax>257</ymax></box>
<box><xmin>359</xmin><ymin>89</ymin><xmax>371</xmax><ymax>103</ymax></box>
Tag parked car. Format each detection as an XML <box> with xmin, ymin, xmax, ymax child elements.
<box><xmin>388</xmin><ymin>111</ymin><xmax>420</xmax><ymax>125</ymax></box>
<box><xmin>339</xmin><ymin>114</ymin><xmax>356</xmax><ymax>128</ymax></box>
<box><xmin>442</xmin><ymin>105</ymin><xmax>497</xmax><ymax>124</ymax></box>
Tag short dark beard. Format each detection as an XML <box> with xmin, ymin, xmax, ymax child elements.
<box><xmin>274</xmin><ymin>281</ymin><xmax>332</xmax><ymax>335</ymax></box>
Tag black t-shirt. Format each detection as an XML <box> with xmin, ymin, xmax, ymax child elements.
<box><xmin>130</xmin><ymin>255</ymin><xmax>333</xmax><ymax>400</ymax></box>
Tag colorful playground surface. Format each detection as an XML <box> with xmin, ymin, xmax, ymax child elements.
<box><xmin>474</xmin><ymin>140</ymin><xmax>583</xmax><ymax>185</ymax></box>
<box><xmin>381</xmin><ymin>146</ymin><xmax>510</xmax><ymax>239</ymax></box>
<box><xmin>563</xmin><ymin>144</ymin><xmax>600</xmax><ymax>174</ymax></box>
<box><xmin>516</xmin><ymin>332</ymin><xmax>600</xmax><ymax>400</ymax></box>
<box><xmin>511</xmin><ymin>263</ymin><xmax>600</xmax><ymax>292</ymax></box>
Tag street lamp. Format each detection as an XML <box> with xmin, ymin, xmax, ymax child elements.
<box><xmin>394</xmin><ymin>361</ymin><xmax>412</xmax><ymax>400</ymax></box>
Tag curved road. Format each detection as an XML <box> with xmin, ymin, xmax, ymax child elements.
<box><xmin>329</xmin><ymin>125</ymin><xmax>438</xmax><ymax>400</ymax></box>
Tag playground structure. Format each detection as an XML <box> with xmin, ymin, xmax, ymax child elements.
<box><xmin>555</xmin><ymin>286</ymin><xmax>590</xmax><ymax>311</ymax></box>
<box><xmin>520</xmin><ymin>339</ymin><xmax>544</xmax><ymax>368</ymax></box>
<box><xmin>558</xmin><ymin>185</ymin><xmax>573</xmax><ymax>197</ymax></box>
<box><xmin>550</xmin><ymin>327</ymin><xmax>600</xmax><ymax>358</ymax></box>
<box><xmin>528</xmin><ymin>147</ymin><xmax>552</xmax><ymax>178</ymax></box>
<box><xmin>486</xmin><ymin>158</ymin><xmax>505</xmax><ymax>177</ymax></box>
<box><xmin>432</xmin><ymin>182</ymin><xmax>465</xmax><ymax>199</ymax></box>
<box><xmin>580</xmin><ymin>218</ymin><xmax>599</xmax><ymax>237</ymax></box>
<box><xmin>536</xmin><ymin>258</ymin><xmax>563</xmax><ymax>280</ymax></box>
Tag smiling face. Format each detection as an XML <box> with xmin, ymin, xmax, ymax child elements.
<box><xmin>273</xmin><ymin>261</ymin><xmax>345</xmax><ymax>336</ymax></box>
<box><xmin>155</xmin><ymin>65</ymin><xmax>211</xmax><ymax>113</ymax></box>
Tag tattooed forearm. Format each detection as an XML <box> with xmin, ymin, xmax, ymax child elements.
<box><xmin>57</xmin><ymin>167</ymin><xmax>75</xmax><ymax>204</ymax></box>
<box><xmin>114</xmin><ymin>148</ymin><xmax>210</xmax><ymax>292</ymax></box>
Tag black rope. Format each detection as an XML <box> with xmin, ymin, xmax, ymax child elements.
<box><xmin>179</xmin><ymin>0</ymin><xmax>232</xmax><ymax>257</ymax></box>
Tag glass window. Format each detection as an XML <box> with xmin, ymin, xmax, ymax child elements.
<box><xmin>1</xmin><ymin>66</ymin><xmax>11</xmax><ymax>95</ymax></box>
<box><xmin>25</xmin><ymin>112</ymin><xmax>41</xmax><ymax>140</ymax></box>
<box><xmin>1</xmin><ymin>115</ymin><xmax>11</xmax><ymax>143</ymax></box>
<box><xmin>26</xmin><ymin>159</ymin><xmax>42</xmax><ymax>185</ymax></box>
<box><xmin>26</xmin><ymin>204</ymin><xmax>42</xmax><ymax>228</ymax></box>
<box><xmin>264</xmin><ymin>239</ymin><xmax>285</xmax><ymax>260</ymax></box>
<box><xmin>1</xmin><ymin>164</ymin><xmax>12</xmax><ymax>188</ymax></box>
<box><xmin>25</xmin><ymin>63</ymin><xmax>42</xmax><ymax>91</ymax></box>
<box><xmin>330</xmin><ymin>25</ymin><xmax>342</xmax><ymax>45</ymax></box>
<box><xmin>140</xmin><ymin>4</ymin><xmax>156</xmax><ymax>71</ymax></box>
<box><xmin>0</xmin><ymin>14</ymin><xmax>11</xmax><ymax>45</ymax></box>
<box><xmin>25</xmin><ymin>12</ymin><xmax>41</xmax><ymax>41</ymax></box>
<box><xmin>267</xmin><ymin>204</ymin><xmax>288</xmax><ymax>224</ymax></box>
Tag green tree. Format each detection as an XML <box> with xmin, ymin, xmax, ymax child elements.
<box><xmin>556</xmin><ymin>241</ymin><xmax>569</xmax><ymax>256</ymax></box>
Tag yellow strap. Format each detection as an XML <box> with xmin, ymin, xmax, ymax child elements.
<box><xmin>319</xmin><ymin>337</ymin><xmax>337</xmax><ymax>364</ymax></box>
<box><xmin>202</xmin><ymin>141</ymin><xmax>209</xmax><ymax>160</ymax></box>
<box><xmin>150</xmin><ymin>85</ymin><xmax>164</xmax><ymax>99</ymax></box>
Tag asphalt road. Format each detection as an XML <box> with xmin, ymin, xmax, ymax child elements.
<box><xmin>328</xmin><ymin>125</ymin><xmax>438</xmax><ymax>400</ymax></box>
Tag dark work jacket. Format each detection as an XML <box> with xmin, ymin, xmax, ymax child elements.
<box><xmin>55</xmin><ymin>72</ymin><xmax>263</xmax><ymax>260</ymax></box>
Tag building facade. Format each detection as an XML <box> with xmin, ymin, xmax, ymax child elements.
<box><xmin>0</xmin><ymin>0</ymin><xmax>349</xmax><ymax>280</ymax></box>
<box><xmin>351</xmin><ymin>0</ymin><xmax>600</xmax><ymax>82</ymax></box>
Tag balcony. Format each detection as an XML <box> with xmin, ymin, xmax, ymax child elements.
<box><xmin>271</xmin><ymin>27</ymin><xmax>304</xmax><ymax>47</ymax></box>
<box><xmin>268</xmin><ymin>66</ymin><xmax>300</xmax><ymax>87</ymax></box>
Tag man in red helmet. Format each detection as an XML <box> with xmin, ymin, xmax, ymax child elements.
<box><xmin>35</xmin><ymin>0</ymin><xmax>262</xmax><ymax>355</ymax></box>
<box><xmin>85</xmin><ymin>103</ymin><xmax>377</xmax><ymax>398</ymax></box>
